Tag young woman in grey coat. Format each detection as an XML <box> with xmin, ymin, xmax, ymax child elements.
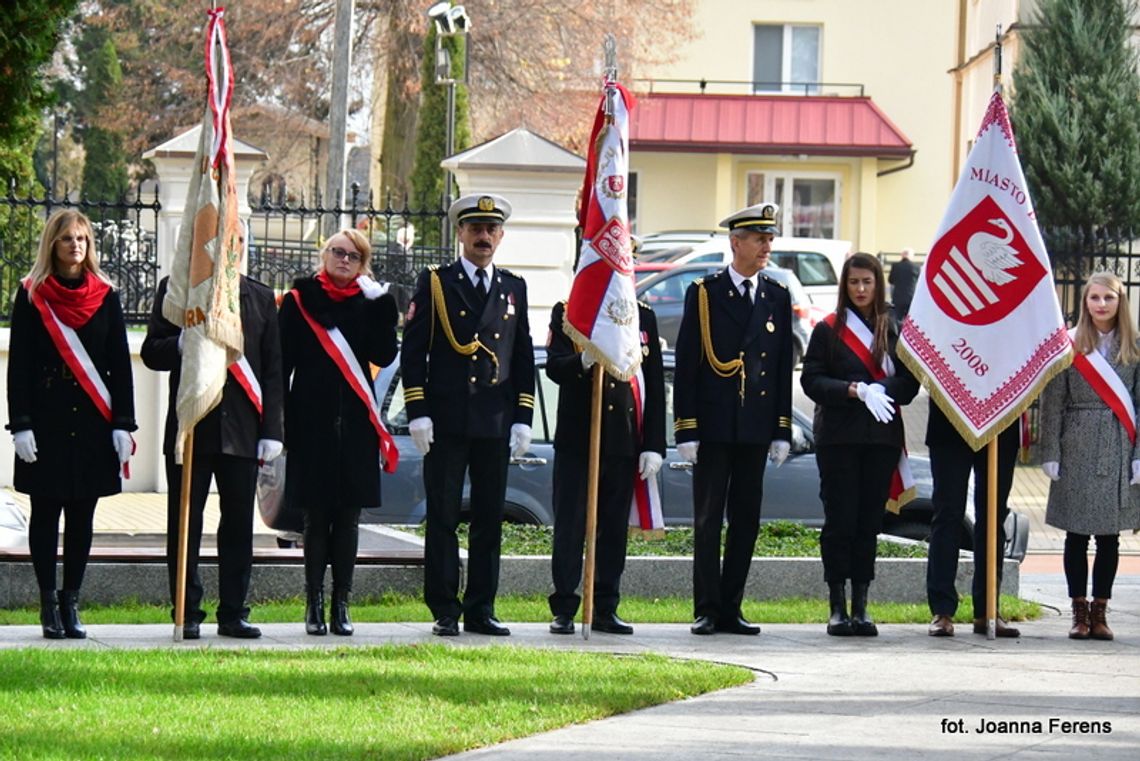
<box><xmin>1040</xmin><ymin>271</ymin><xmax>1140</xmax><ymax>641</ymax></box>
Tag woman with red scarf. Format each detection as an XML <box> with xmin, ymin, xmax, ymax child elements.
<box><xmin>279</xmin><ymin>228</ymin><xmax>398</xmax><ymax>635</ymax></box>
<box><xmin>6</xmin><ymin>209</ymin><xmax>135</xmax><ymax>639</ymax></box>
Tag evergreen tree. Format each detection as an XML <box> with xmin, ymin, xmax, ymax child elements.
<box><xmin>410</xmin><ymin>21</ymin><xmax>471</xmax><ymax>220</ymax></box>
<box><xmin>76</xmin><ymin>33</ymin><xmax>129</xmax><ymax>201</ymax></box>
<box><xmin>1010</xmin><ymin>0</ymin><xmax>1140</xmax><ymax>235</ymax></box>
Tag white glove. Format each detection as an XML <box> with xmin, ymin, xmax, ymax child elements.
<box><xmin>768</xmin><ymin>440</ymin><xmax>790</xmax><ymax>467</ymax></box>
<box><xmin>357</xmin><ymin>274</ymin><xmax>389</xmax><ymax>300</ymax></box>
<box><xmin>1042</xmin><ymin>461</ymin><xmax>1060</xmax><ymax>481</ymax></box>
<box><xmin>580</xmin><ymin>351</ymin><xmax>596</xmax><ymax>370</ymax></box>
<box><xmin>638</xmin><ymin>451</ymin><xmax>663</xmax><ymax>479</ymax></box>
<box><xmin>13</xmin><ymin>430</ymin><xmax>37</xmax><ymax>464</ymax></box>
<box><xmin>1130</xmin><ymin>460</ymin><xmax>1140</xmax><ymax>486</ymax></box>
<box><xmin>677</xmin><ymin>441</ymin><xmax>699</xmax><ymax>464</ymax></box>
<box><xmin>177</xmin><ymin>330</ymin><xmax>184</xmax><ymax>353</ymax></box>
<box><xmin>257</xmin><ymin>438</ymin><xmax>284</xmax><ymax>465</ymax></box>
<box><xmin>509</xmin><ymin>423</ymin><xmax>532</xmax><ymax>458</ymax></box>
<box><xmin>409</xmin><ymin>416</ymin><xmax>434</xmax><ymax>455</ymax></box>
<box><xmin>856</xmin><ymin>381</ymin><xmax>895</xmax><ymax>424</ymax></box>
<box><xmin>112</xmin><ymin>429</ymin><xmax>133</xmax><ymax>465</ymax></box>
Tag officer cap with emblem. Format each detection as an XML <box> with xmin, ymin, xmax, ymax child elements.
<box><xmin>448</xmin><ymin>193</ymin><xmax>512</xmax><ymax>227</ymax></box>
<box><xmin>719</xmin><ymin>202</ymin><xmax>780</xmax><ymax>235</ymax></box>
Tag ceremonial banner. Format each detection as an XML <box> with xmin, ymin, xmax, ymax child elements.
<box><xmin>898</xmin><ymin>92</ymin><xmax>1071</xmax><ymax>449</ymax></box>
<box><xmin>163</xmin><ymin>7</ymin><xmax>244</xmax><ymax>459</ymax></box>
<box><xmin>564</xmin><ymin>84</ymin><xmax>641</xmax><ymax>380</ymax></box>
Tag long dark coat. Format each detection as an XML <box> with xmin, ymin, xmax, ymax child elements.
<box><xmin>279</xmin><ymin>276</ymin><xmax>399</xmax><ymax>511</ymax></box>
<box><xmin>6</xmin><ymin>282</ymin><xmax>136</xmax><ymax>499</ymax></box>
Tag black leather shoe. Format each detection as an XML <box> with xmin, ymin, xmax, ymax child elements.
<box><xmin>592</xmin><ymin>613</ymin><xmax>633</xmax><ymax>635</ymax></box>
<box><xmin>690</xmin><ymin>615</ymin><xmax>716</xmax><ymax>635</ymax></box>
<box><xmin>464</xmin><ymin>616</ymin><xmax>511</xmax><ymax>636</ymax></box>
<box><xmin>182</xmin><ymin>622</ymin><xmax>201</xmax><ymax>640</ymax></box>
<box><xmin>716</xmin><ymin>616</ymin><xmax>761</xmax><ymax>635</ymax></box>
<box><xmin>432</xmin><ymin>616</ymin><xmax>459</xmax><ymax>637</ymax></box>
<box><xmin>549</xmin><ymin>615</ymin><xmax>575</xmax><ymax>635</ymax></box>
<box><xmin>217</xmin><ymin>620</ymin><xmax>262</xmax><ymax>639</ymax></box>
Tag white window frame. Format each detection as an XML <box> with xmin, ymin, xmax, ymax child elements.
<box><xmin>752</xmin><ymin>24</ymin><xmax>821</xmax><ymax>95</ymax></box>
<box><xmin>745</xmin><ymin>169</ymin><xmax>841</xmax><ymax>239</ymax></box>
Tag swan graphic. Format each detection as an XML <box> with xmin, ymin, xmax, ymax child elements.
<box><xmin>967</xmin><ymin>218</ymin><xmax>1022</xmax><ymax>286</ymax></box>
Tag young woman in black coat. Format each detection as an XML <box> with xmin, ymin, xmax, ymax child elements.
<box><xmin>6</xmin><ymin>209</ymin><xmax>136</xmax><ymax>639</ymax></box>
<box><xmin>801</xmin><ymin>252</ymin><xmax>918</xmax><ymax>637</ymax></box>
<box><xmin>279</xmin><ymin>228</ymin><xmax>399</xmax><ymax>636</ymax></box>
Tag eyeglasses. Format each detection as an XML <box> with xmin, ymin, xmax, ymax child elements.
<box><xmin>326</xmin><ymin>246</ymin><xmax>362</xmax><ymax>263</ymax></box>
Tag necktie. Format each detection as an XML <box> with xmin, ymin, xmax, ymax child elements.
<box><xmin>476</xmin><ymin>268</ymin><xmax>488</xmax><ymax>300</ymax></box>
<box><xmin>741</xmin><ymin>278</ymin><xmax>753</xmax><ymax>304</ymax></box>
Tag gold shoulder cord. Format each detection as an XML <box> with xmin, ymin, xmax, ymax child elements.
<box><xmin>697</xmin><ymin>282</ymin><xmax>745</xmax><ymax>402</ymax></box>
<box><xmin>429</xmin><ymin>270</ymin><xmax>500</xmax><ymax>382</ymax></box>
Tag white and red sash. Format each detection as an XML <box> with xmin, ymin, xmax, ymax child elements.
<box><xmin>825</xmin><ymin>310</ymin><xmax>916</xmax><ymax>512</ymax></box>
<box><xmin>228</xmin><ymin>355</ymin><xmax>262</xmax><ymax>418</ymax></box>
<box><xmin>1068</xmin><ymin>328</ymin><xmax>1136</xmax><ymax>445</ymax></box>
<box><xmin>628</xmin><ymin>366</ymin><xmax>664</xmax><ymax>534</ymax></box>
<box><xmin>290</xmin><ymin>290</ymin><xmax>399</xmax><ymax>473</ymax></box>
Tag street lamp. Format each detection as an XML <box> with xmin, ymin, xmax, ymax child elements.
<box><xmin>426</xmin><ymin>2</ymin><xmax>470</xmax><ymax>251</ymax></box>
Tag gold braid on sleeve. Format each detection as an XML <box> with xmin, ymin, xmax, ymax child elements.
<box><xmin>430</xmin><ymin>270</ymin><xmax>499</xmax><ymax>382</ymax></box>
<box><xmin>697</xmin><ymin>282</ymin><xmax>745</xmax><ymax>401</ymax></box>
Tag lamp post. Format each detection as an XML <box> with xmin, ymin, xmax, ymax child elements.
<box><xmin>426</xmin><ymin>2</ymin><xmax>469</xmax><ymax>252</ymax></box>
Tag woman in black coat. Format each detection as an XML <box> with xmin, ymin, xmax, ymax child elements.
<box><xmin>801</xmin><ymin>252</ymin><xmax>918</xmax><ymax>637</ymax></box>
<box><xmin>279</xmin><ymin>228</ymin><xmax>399</xmax><ymax>636</ymax></box>
<box><xmin>6</xmin><ymin>209</ymin><xmax>136</xmax><ymax>639</ymax></box>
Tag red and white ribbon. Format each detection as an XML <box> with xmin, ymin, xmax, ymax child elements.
<box><xmin>628</xmin><ymin>367</ymin><xmax>664</xmax><ymax>533</ymax></box>
<box><xmin>290</xmin><ymin>290</ymin><xmax>399</xmax><ymax>473</ymax></box>
<box><xmin>1068</xmin><ymin>328</ymin><xmax>1136</xmax><ymax>444</ymax></box>
<box><xmin>228</xmin><ymin>355</ymin><xmax>262</xmax><ymax>418</ymax></box>
<box><xmin>205</xmin><ymin>7</ymin><xmax>234</xmax><ymax>170</ymax></box>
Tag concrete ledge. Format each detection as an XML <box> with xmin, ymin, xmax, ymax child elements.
<box><xmin>1</xmin><ymin>555</ymin><xmax>1018</xmax><ymax>608</ymax></box>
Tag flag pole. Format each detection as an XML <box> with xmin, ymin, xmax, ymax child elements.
<box><xmin>581</xmin><ymin>364</ymin><xmax>605</xmax><ymax>640</ymax></box>
<box><xmin>173</xmin><ymin>429</ymin><xmax>194</xmax><ymax>641</ymax></box>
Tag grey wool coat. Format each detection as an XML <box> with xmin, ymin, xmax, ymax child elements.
<box><xmin>1039</xmin><ymin>343</ymin><xmax>1140</xmax><ymax>535</ymax></box>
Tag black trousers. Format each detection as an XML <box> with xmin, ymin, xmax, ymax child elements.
<box><xmin>1064</xmin><ymin>532</ymin><xmax>1120</xmax><ymax>599</ymax></box>
<box><xmin>165</xmin><ymin>452</ymin><xmax>257</xmax><ymax>625</ymax></box>
<box><xmin>816</xmin><ymin>444</ymin><xmax>899</xmax><ymax>583</ymax></box>
<box><xmin>926</xmin><ymin>430</ymin><xmax>1017</xmax><ymax>618</ymax></box>
<box><xmin>423</xmin><ymin>434</ymin><xmax>509</xmax><ymax>620</ymax></box>
<box><xmin>691</xmin><ymin>442</ymin><xmax>767</xmax><ymax>621</ymax></box>
<box><xmin>549</xmin><ymin>450</ymin><xmax>635</xmax><ymax>618</ymax></box>
<box><xmin>28</xmin><ymin>496</ymin><xmax>97</xmax><ymax>592</ymax></box>
<box><xmin>303</xmin><ymin>505</ymin><xmax>361</xmax><ymax>594</ymax></box>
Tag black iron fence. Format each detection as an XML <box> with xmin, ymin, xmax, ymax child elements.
<box><xmin>0</xmin><ymin>181</ymin><xmax>161</xmax><ymax>324</ymax></box>
<box><xmin>1045</xmin><ymin>228</ymin><xmax>1140</xmax><ymax>325</ymax></box>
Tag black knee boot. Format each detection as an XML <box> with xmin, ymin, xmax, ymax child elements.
<box><xmin>305</xmin><ymin>587</ymin><xmax>327</xmax><ymax>636</ymax></box>
<box><xmin>850</xmin><ymin>581</ymin><xmax>878</xmax><ymax>637</ymax></box>
<box><xmin>330</xmin><ymin>588</ymin><xmax>353</xmax><ymax>636</ymax></box>
<box><xmin>39</xmin><ymin>589</ymin><xmax>65</xmax><ymax>639</ymax></box>
<box><xmin>826</xmin><ymin>581</ymin><xmax>853</xmax><ymax>636</ymax></box>
<box><xmin>58</xmin><ymin>589</ymin><xmax>86</xmax><ymax>639</ymax></box>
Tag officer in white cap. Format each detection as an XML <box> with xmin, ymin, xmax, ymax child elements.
<box><xmin>673</xmin><ymin>201</ymin><xmax>794</xmax><ymax>636</ymax></box>
<box><xmin>401</xmin><ymin>192</ymin><xmax>535</xmax><ymax>638</ymax></box>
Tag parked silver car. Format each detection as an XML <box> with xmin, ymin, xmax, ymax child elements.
<box><xmin>366</xmin><ymin>349</ymin><xmax>1029</xmax><ymax>559</ymax></box>
<box><xmin>0</xmin><ymin>497</ymin><xmax>29</xmax><ymax>552</ymax></box>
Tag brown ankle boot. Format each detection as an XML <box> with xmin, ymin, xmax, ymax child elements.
<box><xmin>1089</xmin><ymin>599</ymin><xmax>1113</xmax><ymax>641</ymax></box>
<box><xmin>1068</xmin><ymin>598</ymin><xmax>1090</xmax><ymax>640</ymax></box>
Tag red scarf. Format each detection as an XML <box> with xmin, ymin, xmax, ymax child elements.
<box><xmin>32</xmin><ymin>273</ymin><xmax>111</xmax><ymax>329</ymax></box>
<box><xmin>317</xmin><ymin>270</ymin><xmax>361</xmax><ymax>302</ymax></box>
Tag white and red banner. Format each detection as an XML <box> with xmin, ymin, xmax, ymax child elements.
<box><xmin>229</xmin><ymin>356</ymin><xmax>262</xmax><ymax>419</ymax></box>
<box><xmin>564</xmin><ymin>83</ymin><xmax>641</xmax><ymax>381</ymax></box>
<box><xmin>163</xmin><ymin>6</ymin><xmax>245</xmax><ymax>461</ymax></box>
<box><xmin>628</xmin><ymin>368</ymin><xmax>664</xmax><ymax>534</ymax></box>
<box><xmin>1069</xmin><ymin>329</ymin><xmax>1137</xmax><ymax>444</ymax></box>
<box><xmin>898</xmin><ymin>92</ymin><xmax>1071</xmax><ymax>449</ymax></box>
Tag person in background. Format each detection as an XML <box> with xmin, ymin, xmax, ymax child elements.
<box><xmin>888</xmin><ymin>247</ymin><xmax>920</xmax><ymax>322</ymax></box>
<box><xmin>279</xmin><ymin>228</ymin><xmax>399</xmax><ymax>636</ymax></box>
<box><xmin>7</xmin><ymin>209</ymin><xmax>136</xmax><ymax>639</ymax></box>
<box><xmin>801</xmin><ymin>253</ymin><xmax>918</xmax><ymax>636</ymax></box>
<box><xmin>1040</xmin><ymin>271</ymin><xmax>1140</xmax><ymax>641</ymax></box>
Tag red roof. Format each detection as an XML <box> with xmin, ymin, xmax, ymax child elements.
<box><xmin>629</xmin><ymin>93</ymin><xmax>913</xmax><ymax>158</ymax></box>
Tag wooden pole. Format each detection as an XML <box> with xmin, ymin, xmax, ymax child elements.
<box><xmin>173</xmin><ymin>429</ymin><xmax>195</xmax><ymax>641</ymax></box>
<box><xmin>323</xmin><ymin>0</ymin><xmax>354</xmax><ymax>237</ymax></box>
<box><xmin>580</xmin><ymin>363</ymin><xmax>605</xmax><ymax>640</ymax></box>
<box><xmin>985</xmin><ymin>436</ymin><xmax>998</xmax><ymax>640</ymax></box>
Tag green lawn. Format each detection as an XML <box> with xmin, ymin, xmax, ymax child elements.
<box><xmin>0</xmin><ymin>646</ymin><xmax>750</xmax><ymax>760</ymax></box>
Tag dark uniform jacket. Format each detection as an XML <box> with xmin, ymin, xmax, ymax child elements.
<box><xmin>673</xmin><ymin>268</ymin><xmax>793</xmax><ymax>445</ymax></box>
<box><xmin>401</xmin><ymin>259</ymin><xmax>535</xmax><ymax>439</ymax></box>
<box><xmin>546</xmin><ymin>301</ymin><xmax>666</xmax><ymax>458</ymax></box>
<box><xmin>278</xmin><ymin>275</ymin><xmax>399</xmax><ymax>509</ymax></box>
<box><xmin>7</xmin><ymin>281</ymin><xmax>136</xmax><ymax>499</ymax></box>
<box><xmin>800</xmin><ymin>312</ymin><xmax>918</xmax><ymax>448</ymax></box>
<box><xmin>142</xmin><ymin>276</ymin><xmax>284</xmax><ymax>459</ymax></box>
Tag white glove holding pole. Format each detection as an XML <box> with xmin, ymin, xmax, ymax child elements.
<box><xmin>677</xmin><ymin>441</ymin><xmax>699</xmax><ymax>464</ymax></box>
<box><xmin>638</xmin><ymin>451</ymin><xmax>663</xmax><ymax>479</ymax></box>
<box><xmin>509</xmin><ymin>423</ymin><xmax>532</xmax><ymax>458</ymax></box>
<box><xmin>1042</xmin><ymin>461</ymin><xmax>1060</xmax><ymax>481</ymax></box>
<box><xmin>856</xmin><ymin>381</ymin><xmax>895</xmax><ymax>424</ymax></box>
<box><xmin>257</xmin><ymin>439</ymin><xmax>284</xmax><ymax>466</ymax></box>
<box><xmin>357</xmin><ymin>274</ymin><xmax>389</xmax><ymax>300</ymax></box>
<box><xmin>13</xmin><ymin>430</ymin><xmax>37</xmax><ymax>464</ymax></box>
<box><xmin>580</xmin><ymin>351</ymin><xmax>596</xmax><ymax>370</ymax></box>
<box><xmin>409</xmin><ymin>417</ymin><xmax>434</xmax><ymax>455</ymax></box>
<box><xmin>768</xmin><ymin>440</ymin><xmax>790</xmax><ymax>467</ymax></box>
